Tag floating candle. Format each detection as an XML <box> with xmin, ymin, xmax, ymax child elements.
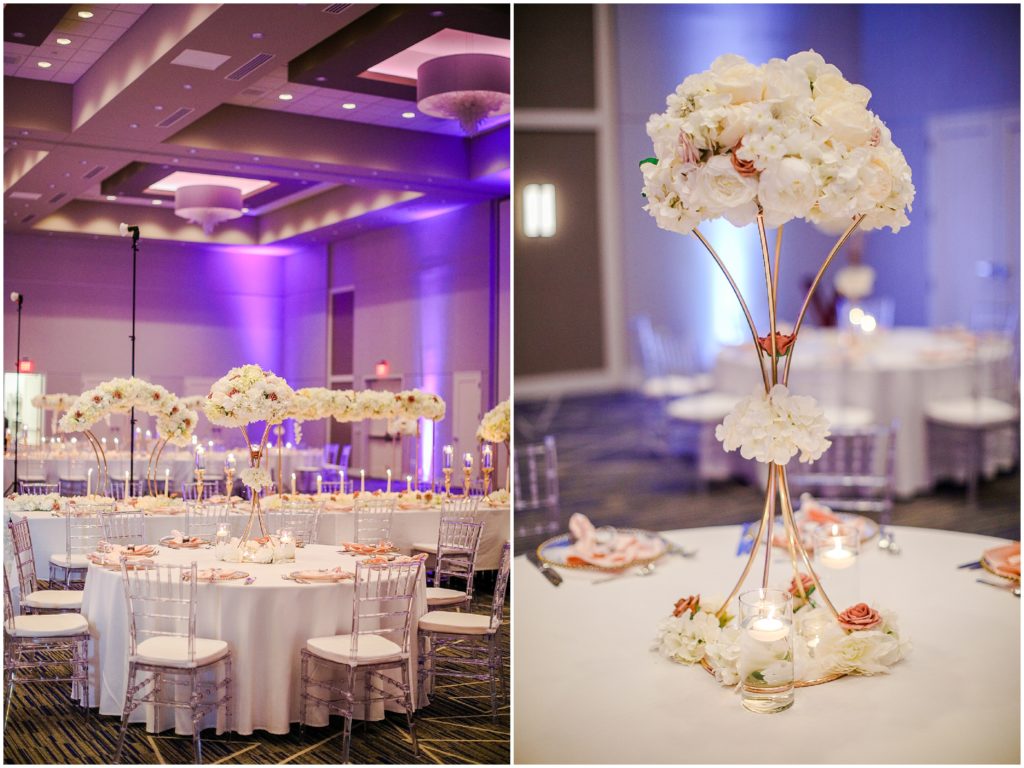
<box><xmin>747</xmin><ymin>616</ymin><xmax>789</xmax><ymax>642</ymax></box>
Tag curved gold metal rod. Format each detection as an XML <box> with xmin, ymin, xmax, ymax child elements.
<box><xmin>783</xmin><ymin>215</ymin><xmax>865</xmax><ymax>385</ymax></box>
<box><xmin>755</xmin><ymin>215</ymin><xmax>779</xmax><ymax>387</ymax></box>
<box><xmin>776</xmin><ymin>464</ymin><xmax>842</xmax><ymax>622</ymax></box>
<box><xmin>692</xmin><ymin>228</ymin><xmax>770</xmax><ymax>392</ymax></box>
<box><xmin>772</xmin><ymin>224</ymin><xmax>783</xmax><ymax>313</ymax></box>
<box><xmin>779</xmin><ymin>473</ymin><xmax>808</xmax><ymax>603</ymax></box>
<box><xmin>83</xmin><ymin>430</ymin><xmax>103</xmax><ymax>495</ymax></box>
<box><xmin>154</xmin><ymin>438</ymin><xmax>170</xmax><ymax>495</ymax></box>
<box><xmin>717</xmin><ymin>469</ymin><xmax>775</xmax><ymax>619</ymax></box>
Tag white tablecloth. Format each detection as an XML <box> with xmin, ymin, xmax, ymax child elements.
<box><xmin>701</xmin><ymin>328</ymin><xmax>1016</xmax><ymax>496</ymax></box>
<box><xmin>79</xmin><ymin>544</ymin><xmax>427</xmax><ymax>736</ymax></box>
<box><xmin>515</xmin><ymin>524</ymin><xmax>1020</xmax><ymax>764</ymax></box>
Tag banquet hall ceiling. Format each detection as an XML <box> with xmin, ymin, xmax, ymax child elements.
<box><xmin>2</xmin><ymin>3</ymin><xmax>510</xmax><ymax>247</ymax></box>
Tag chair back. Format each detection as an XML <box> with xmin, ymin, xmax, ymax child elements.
<box><xmin>7</xmin><ymin>518</ymin><xmax>39</xmax><ymax>598</ymax></box>
<box><xmin>351</xmin><ymin>559</ymin><xmax>422</xmax><ymax>658</ymax></box>
<box><xmin>241</xmin><ymin>482</ymin><xmax>277</xmax><ymax>501</ymax></box>
<box><xmin>4</xmin><ymin>567</ymin><xmax>15</xmax><ymax>626</ymax></box>
<box><xmin>20</xmin><ymin>458</ymin><xmax>47</xmax><ymax>480</ymax></box>
<box><xmin>353</xmin><ymin>496</ymin><xmax>396</xmax><ymax>545</ymax></box>
<box><xmin>267</xmin><ymin>501</ymin><xmax>322</xmax><ymax>545</ymax></box>
<box><xmin>434</xmin><ymin>520</ymin><xmax>484</xmax><ymax>594</ymax></box>
<box><xmin>110</xmin><ymin>478</ymin><xmax>145</xmax><ymax>500</ymax></box>
<box><xmin>319</xmin><ymin>480</ymin><xmax>343</xmax><ymax>494</ymax></box>
<box><xmin>65</xmin><ymin>503</ymin><xmax>107</xmax><ymax>556</ymax></box>
<box><xmin>18</xmin><ymin>481</ymin><xmax>58</xmax><ymax>496</ymax></box>
<box><xmin>58</xmin><ymin>478</ymin><xmax>88</xmax><ymax>497</ymax></box>
<box><xmin>323</xmin><ymin>443</ymin><xmax>340</xmax><ymax>465</ymax></box>
<box><xmin>120</xmin><ymin>562</ymin><xmax>199</xmax><ymax>663</ymax></box>
<box><xmin>339</xmin><ymin>444</ymin><xmax>352</xmax><ymax>469</ymax></box>
<box><xmin>181</xmin><ymin>479</ymin><xmax>223</xmax><ymax>501</ymax></box>
<box><xmin>185</xmin><ymin>502</ymin><xmax>232</xmax><ymax>540</ymax></box>
<box><xmin>514</xmin><ymin>436</ymin><xmax>560</xmax><ymax>539</ymax></box>
<box><xmin>786</xmin><ymin>423</ymin><xmax>897</xmax><ymax>520</ymax></box>
<box><xmin>100</xmin><ymin>510</ymin><xmax>146</xmax><ymax>547</ymax></box>
<box><xmin>441</xmin><ymin>495</ymin><xmax>482</xmax><ymax>523</ymax></box>
<box><xmin>488</xmin><ymin>542</ymin><xmax>512</xmax><ymax>631</ymax></box>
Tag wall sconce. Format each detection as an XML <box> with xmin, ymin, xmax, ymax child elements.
<box><xmin>522</xmin><ymin>183</ymin><xmax>556</xmax><ymax>237</ymax></box>
<box><xmin>375</xmin><ymin>359</ymin><xmax>390</xmax><ymax>377</ymax></box>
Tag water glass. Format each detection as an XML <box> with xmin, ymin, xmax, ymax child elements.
<box><xmin>738</xmin><ymin>588</ymin><xmax>795</xmax><ymax>714</ymax></box>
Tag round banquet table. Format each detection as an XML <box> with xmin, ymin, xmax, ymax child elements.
<box><xmin>78</xmin><ymin>544</ymin><xmax>427</xmax><ymax>736</ymax></box>
<box><xmin>514</xmin><ymin>524</ymin><xmax>1020</xmax><ymax>764</ymax></box>
<box><xmin>703</xmin><ymin>328</ymin><xmax>1016</xmax><ymax>497</ymax></box>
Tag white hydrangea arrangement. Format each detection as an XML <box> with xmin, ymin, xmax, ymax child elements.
<box><xmin>715</xmin><ymin>384</ymin><xmax>831</xmax><ymax>464</ymax></box>
<box><xmin>31</xmin><ymin>393</ymin><xmax>72</xmax><ymax>411</ymax></box>
<box><xmin>203</xmin><ymin>364</ymin><xmax>295</xmax><ymax>427</ymax></box>
<box><xmin>4</xmin><ymin>493</ymin><xmax>62</xmax><ymax>512</ymax></box>
<box><xmin>641</xmin><ymin>50</ymin><xmax>914</xmax><ymax>236</ymax></box>
<box><xmin>240</xmin><ymin>466</ymin><xmax>273</xmax><ymax>492</ymax></box>
<box><xmin>58</xmin><ymin>378</ymin><xmax>197</xmax><ymax>445</ymax></box>
<box><xmin>387</xmin><ymin>416</ymin><xmax>419</xmax><ymax>437</ymax></box>
<box><xmin>476</xmin><ymin>399</ymin><xmax>510</xmax><ymax>443</ymax></box>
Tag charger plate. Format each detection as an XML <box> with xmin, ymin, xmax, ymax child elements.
<box><xmin>536</xmin><ymin>528</ymin><xmax>668</xmax><ymax>572</ymax></box>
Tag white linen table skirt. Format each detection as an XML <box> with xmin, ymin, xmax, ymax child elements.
<box><xmin>514</xmin><ymin>524</ymin><xmax>1019</xmax><ymax>764</ymax></box>
<box><xmin>78</xmin><ymin>544</ymin><xmax>427</xmax><ymax>736</ymax></box>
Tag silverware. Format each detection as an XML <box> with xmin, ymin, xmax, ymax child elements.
<box><xmin>976</xmin><ymin>578</ymin><xmax>1021</xmax><ymax>596</ymax></box>
<box><xmin>736</xmin><ymin>522</ymin><xmax>754</xmax><ymax>556</ymax></box>
<box><xmin>877</xmin><ymin>528</ymin><xmax>901</xmax><ymax>555</ymax></box>
<box><xmin>957</xmin><ymin>560</ymin><xmax>983</xmax><ymax>570</ymax></box>
<box><xmin>526</xmin><ymin>550</ymin><xmax>562</xmax><ymax>587</ymax></box>
<box><xmin>592</xmin><ymin>563</ymin><xmax>657</xmax><ymax>584</ymax></box>
<box><xmin>662</xmin><ymin>540</ymin><xmax>698</xmax><ymax>558</ymax></box>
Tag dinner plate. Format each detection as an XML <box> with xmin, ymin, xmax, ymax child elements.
<box><xmin>282</xmin><ymin>570</ymin><xmax>353</xmax><ymax>583</ymax></box>
<box><xmin>537</xmin><ymin>528</ymin><xmax>668</xmax><ymax>572</ymax></box>
<box><xmin>193</xmin><ymin>569</ymin><xmax>249</xmax><ymax>582</ymax></box>
<box><xmin>981</xmin><ymin>542</ymin><xmax>1021</xmax><ymax>582</ymax></box>
<box><xmin>771</xmin><ymin>512</ymin><xmax>878</xmax><ymax>548</ymax></box>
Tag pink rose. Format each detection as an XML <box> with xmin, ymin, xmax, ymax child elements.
<box><xmin>730</xmin><ymin>140</ymin><xmax>758</xmax><ymax>177</ymax></box>
<box><xmin>673</xmin><ymin>594</ymin><xmax>700</xmax><ymax>618</ymax></box>
<box><xmin>788</xmin><ymin>573</ymin><xmax>815</xmax><ymax>597</ymax></box>
<box><xmin>838</xmin><ymin>603</ymin><xmax>882</xmax><ymax>631</ymax></box>
<box><xmin>675</xmin><ymin>132</ymin><xmax>700</xmax><ymax>166</ymax></box>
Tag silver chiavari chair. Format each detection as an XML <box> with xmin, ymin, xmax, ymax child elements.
<box><xmin>300</xmin><ymin>559</ymin><xmax>423</xmax><ymax>763</ymax></box>
<box><xmin>418</xmin><ymin>542</ymin><xmax>510</xmax><ymax>722</ymax></box>
<box><xmin>425</xmin><ymin>520</ymin><xmax>484</xmax><ymax>611</ymax></box>
<box><xmin>6</xmin><ymin>518</ymin><xmax>83</xmax><ymax>614</ymax></box>
<box><xmin>17</xmin><ymin>482</ymin><xmax>58</xmax><ymax>496</ymax></box>
<box><xmin>99</xmin><ymin>510</ymin><xmax>146</xmax><ymax>548</ymax></box>
<box><xmin>185</xmin><ymin>503</ymin><xmax>232</xmax><ymax>542</ymax></box>
<box><xmin>114</xmin><ymin>561</ymin><xmax>233</xmax><ymax>763</ymax></box>
<box><xmin>4</xmin><ymin>568</ymin><xmax>90</xmax><ymax>727</ymax></box>
<box><xmin>266</xmin><ymin>500</ymin><xmax>322</xmax><ymax>546</ymax></box>
<box><xmin>48</xmin><ymin>500</ymin><xmax>111</xmax><ymax>589</ymax></box>
<box><xmin>353</xmin><ymin>496</ymin><xmax>396</xmax><ymax>545</ymax></box>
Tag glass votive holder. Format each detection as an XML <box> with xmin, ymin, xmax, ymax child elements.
<box><xmin>274</xmin><ymin>529</ymin><xmax>296</xmax><ymax>563</ymax></box>
<box><xmin>738</xmin><ymin>588</ymin><xmax>795</xmax><ymax>714</ymax></box>
<box><xmin>812</xmin><ymin>523</ymin><xmax>861</xmax><ymax>607</ymax></box>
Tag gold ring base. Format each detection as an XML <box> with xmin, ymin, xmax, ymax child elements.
<box><xmin>699</xmin><ymin>657</ymin><xmax>845</xmax><ymax>688</ymax></box>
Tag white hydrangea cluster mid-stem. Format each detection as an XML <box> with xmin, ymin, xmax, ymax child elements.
<box><xmin>239</xmin><ymin>466</ymin><xmax>273</xmax><ymax>491</ymax></box>
<box><xmin>641</xmin><ymin>50</ymin><xmax>914</xmax><ymax>235</ymax></box>
<box><xmin>58</xmin><ymin>378</ymin><xmax>198</xmax><ymax>446</ymax></box>
<box><xmin>387</xmin><ymin>416</ymin><xmax>419</xmax><ymax>437</ymax></box>
<box><xmin>476</xmin><ymin>399</ymin><xmax>510</xmax><ymax>443</ymax></box>
<box><xmin>715</xmin><ymin>384</ymin><xmax>831</xmax><ymax>465</ymax></box>
<box><xmin>203</xmin><ymin>364</ymin><xmax>296</xmax><ymax>427</ymax></box>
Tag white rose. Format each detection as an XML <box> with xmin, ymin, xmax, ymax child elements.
<box><xmin>817</xmin><ymin>100</ymin><xmax>875</xmax><ymax>146</ymax></box>
<box><xmin>758</xmin><ymin>157</ymin><xmax>819</xmax><ymax>227</ymax></box>
<box><xmin>786</xmin><ymin>50</ymin><xmax>841</xmax><ymax>83</ymax></box>
<box><xmin>763</xmin><ymin>58</ymin><xmax>812</xmax><ymax>106</ymax></box>
<box><xmin>813</xmin><ymin>72</ymin><xmax>871</xmax><ymax>108</ymax></box>
<box><xmin>695</xmin><ymin>155</ymin><xmax>759</xmax><ymax>226</ymax></box>
<box><xmin>708</xmin><ymin>53</ymin><xmax>763</xmax><ymax>104</ymax></box>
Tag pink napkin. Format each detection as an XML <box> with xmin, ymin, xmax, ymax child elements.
<box><xmin>194</xmin><ymin>569</ymin><xmax>248</xmax><ymax>582</ymax></box>
<box><xmin>289</xmin><ymin>568</ymin><xmax>353</xmax><ymax>582</ymax></box>
<box><xmin>565</xmin><ymin>513</ymin><xmax>661</xmax><ymax>568</ymax></box>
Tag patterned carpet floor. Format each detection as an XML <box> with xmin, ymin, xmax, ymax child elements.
<box><xmin>515</xmin><ymin>391</ymin><xmax>1021</xmax><ymax>551</ymax></box>
<box><xmin>2</xmin><ymin>587</ymin><xmax>509</xmax><ymax>765</ymax></box>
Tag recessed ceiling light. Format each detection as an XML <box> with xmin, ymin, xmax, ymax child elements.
<box><xmin>401</xmin><ymin>112</ymin><xmax>416</xmax><ymax>119</ymax></box>
<box><xmin>151</xmin><ymin>199</ymin><xmax>163</xmax><ymax>205</ymax></box>
<box><xmin>315</xmin><ymin>76</ymin><xmax>326</xmax><ymax>83</ymax></box>
<box><xmin>278</xmin><ymin>93</ymin><xmax>293</xmax><ymax>101</ymax></box>
<box><xmin>430</xmin><ymin>10</ymin><xmax>445</xmax><ymax>17</ymax></box>
<box><xmin>77</xmin><ymin>11</ymin><xmax>93</xmax><ymax>19</ymax></box>
<box><xmin>342</xmin><ymin>102</ymin><xmax>356</xmax><ymax>110</ymax></box>
<box><xmin>62</xmin><ymin>172</ymin><xmax>71</xmax><ymax>177</ymax></box>
<box><xmin>252</xmin><ymin>156</ymin><xmax>261</xmax><ymax>162</ymax></box>
<box><xmin>183</xmin><ymin>84</ymin><xmax>192</xmax><ymax>90</ymax></box>
<box><xmin>241</xmin><ymin>207</ymin><xmax>250</xmax><ymax>213</ymax></box>
<box><xmin>56</xmin><ymin>37</ymin><xmax>71</xmax><ymax>45</ymax></box>
<box><xmin>129</xmin><ymin>123</ymin><xmax>139</xmax><ymax>129</ymax></box>
<box><xmin>154</xmin><ymin>105</ymin><xmax>163</xmax><ymax>111</ymax></box>
<box><xmin>19</xmin><ymin>130</ymin><xmax>28</xmax><ymax>136</ymax></box>
<box><xmin>37</xmin><ymin>61</ymin><xmax>52</xmax><ymax>69</ymax></box>
<box><xmin>188</xmin><ymin>148</ymin><xmax>197</xmax><ymax>154</ymax></box>
<box><xmin>105</xmin><ymin>195</ymin><xmax>117</xmax><ymax>201</ymax></box>
<box><xmin>12</xmin><ymin>32</ymin><xmax>25</xmax><ymax>39</ymax></box>
<box><xmin>251</xmin><ymin>32</ymin><xmax>264</xmax><ymax>40</ymax></box>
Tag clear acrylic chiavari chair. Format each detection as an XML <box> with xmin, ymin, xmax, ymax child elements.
<box><xmin>6</xmin><ymin>518</ymin><xmax>83</xmax><ymax>614</ymax></box>
<box><xmin>99</xmin><ymin>510</ymin><xmax>146</xmax><ymax>548</ymax></box>
<box><xmin>17</xmin><ymin>482</ymin><xmax>58</xmax><ymax>496</ymax></box>
<box><xmin>48</xmin><ymin>501</ymin><xmax>109</xmax><ymax>589</ymax></box>
<box><xmin>4</xmin><ymin>567</ymin><xmax>90</xmax><ymax>728</ymax></box>
<box><xmin>318</xmin><ymin>480</ymin><xmax>343</xmax><ymax>494</ymax></box>
<box><xmin>266</xmin><ymin>500</ymin><xmax>322</xmax><ymax>546</ymax></box>
<box><xmin>114</xmin><ymin>561</ymin><xmax>233</xmax><ymax>764</ymax></box>
<box><xmin>110</xmin><ymin>479</ymin><xmax>145</xmax><ymax>501</ymax></box>
<box><xmin>409</xmin><ymin>495</ymin><xmax>481</xmax><ymax>560</ymax></box>
<box><xmin>181</xmin><ymin>480</ymin><xmax>223</xmax><ymax>501</ymax></box>
<box><xmin>425</xmin><ymin>520</ymin><xmax>484</xmax><ymax>611</ymax></box>
<box><xmin>513</xmin><ymin>436</ymin><xmax>561</xmax><ymax>543</ymax></box>
<box><xmin>185</xmin><ymin>503</ymin><xmax>232</xmax><ymax>542</ymax></box>
<box><xmin>353</xmin><ymin>497</ymin><xmax>396</xmax><ymax>545</ymax></box>
<box><xmin>299</xmin><ymin>559</ymin><xmax>423</xmax><ymax>764</ymax></box>
<box><xmin>418</xmin><ymin>541</ymin><xmax>510</xmax><ymax>722</ymax></box>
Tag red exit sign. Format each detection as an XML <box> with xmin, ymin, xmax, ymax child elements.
<box><xmin>17</xmin><ymin>359</ymin><xmax>34</xmax><ymax>373</ymax></box>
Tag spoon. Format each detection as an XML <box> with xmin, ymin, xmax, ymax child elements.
<box><xmin>976</xmin><ymin>578</ymin><xmax>1021</xmax><ymax>596</ymax></box>
<box><xmin>593</xmin><ymin>563</ymin><xmax>657</xmax><ymax>584</ymax></box>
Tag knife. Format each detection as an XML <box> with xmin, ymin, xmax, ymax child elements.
<box><xmin>526</xmin><ymin>550</ymin><xmax>562</xmax><ymax>587</ymax></box>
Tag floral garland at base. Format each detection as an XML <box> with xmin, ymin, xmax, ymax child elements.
<box><xmin>653</xmin><ymin>581</ymin><xmax>910</xmax><ymax>688</ymax></box>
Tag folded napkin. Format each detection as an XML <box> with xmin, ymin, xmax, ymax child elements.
<box><xmin>360</xmin><ymin>554</ymin><xmax>427</xmax><ymax>565</ymax></box>
<box><xmin>565</xmin><ymin>513</ymin><xmax>661</xmax><ymax>568</ymax></box>
<box><xmin>99</xmin><ymin>542</ymin><xmax>158</xmax><ymax>558</ymax></box>
<box><xmin>193</xmin><ymin>568</ymin><xmax>248</xmax><ymax>582</ymax></box>
<box><xmin>983</xmin><ymin>542</ymin><xmax>1021</xmax><ymax>579</ymax></box>
<box><xmin>340</xmin><ymin>540</ymin><xmax>396</xmax><ymax>555</ymax></box>
<box><xmin>88</xmin><ymin>552</ymin><xmax>155</xmax><ymax>568</ymax></box>
<box><xmin>289</xmin><ymin>568</ymin><xmax>353</xmax><ymax>582</ymax></box>
<box><xmin>163</xmin><ymin>530</ymin><xmax>205</xmax><ymax>549</ymax></box>
<box><xmin>773</xmin><ymin>494</ymin><xmax>843</xmax><ymax>550</ymax></box>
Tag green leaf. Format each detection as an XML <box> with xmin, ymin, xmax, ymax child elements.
<box><xmin>750</xmin><ymin>670</ymin><xmax>765</xmax><ymax>682</ymax></box>
<box><xmin>639</xmin><ymin>157</ymin><xmax>658</xmax><ymax>168</ymax></box>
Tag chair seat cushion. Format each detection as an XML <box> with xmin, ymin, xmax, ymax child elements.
<box><xmin>419</xmin><ymin>610</ymin><xmax>494</xmax><ymax>635</ymax></box>
<box><xmin>426</xmin><ymin>587</ymin><xmax>469</xmax><ymax>606</ymax></box>
<box><xmin>306</xmin><ymin>633</ymin><xmax>404</xmax><ymax>665</ymax></box>
<box><xmin>49</xmin><ymin>553</ymin><xmax>91</xmax><ymax>568</ymax></box>
<box><xmin>22</xmin><ymin>589</ymin><xmax>84</xmax><ymax>610</ymax></box>
<box><xmin>665</xmin><ymin>392</ymin><xmax>741</xmax><ymax>422</ymax></box>
<box><xmin>133</xmin><ymin>636</ymin><xmax>229</xmax><ymax>668</ymax></box>
<box><xmin>925</xmin><ymin>397</ymin><xmax>1018</xmax><ymax>427</ymax></box>
<box><xmin>5</xmin><ymin>612</ymin><xmax>89</xmax><ymax>638</ymax></box>
<box><xmin>411</xmin><ymin>542</ymin><xmax>438</xmax><ymax>554</ymax></box>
